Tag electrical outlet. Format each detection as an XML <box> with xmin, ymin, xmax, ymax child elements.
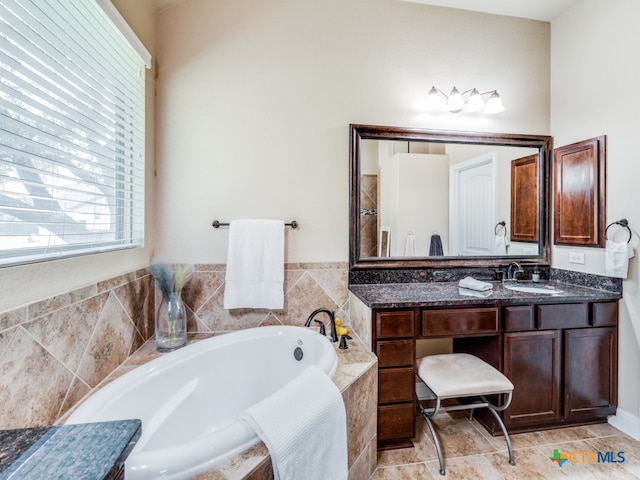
<box><xmin>569</xmin><ymin>251</ymin><xmax>585</xmax><ymax>264</ymax></box>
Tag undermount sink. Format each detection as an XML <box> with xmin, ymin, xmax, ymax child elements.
<box><xmin>504</xmin><ymin>284</ymin><xmax>564</xmax><ymax>295</ymax></box>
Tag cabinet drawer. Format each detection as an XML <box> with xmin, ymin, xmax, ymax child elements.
<box><xmin>421</xmin><ymin>308</ymin><xmax>499</xmax><ymax>337</ymax></box>
<box><xmin>537</xmin><ymin>303</ymin><xmax>588</xmax><ymax>329</ymax></box>
<box><xmin>379</xmin><ymin>367</ymin><xmax>415</xmax><ymax>403</ymax></box>
<box><xmin>376</xmin><ymin>339</ymin><xmax>414</xmax><ymax>367</ymax></box>
<box><xmin>376</xmin><ymin>310</ymin><xmax>414</xmax><ymax>338</ymax></box>
<box><xmin>592</xmin><ymin>302</ymin><xmax>618</xmax><ymax>327</ymax></box>
<box><xmin>378</xmin><ymin>403</ymin><xmax>415</xmax><ymax>441</ymax></box>
<box><xmin>504</xmin><ymin>305</ymin><xmax>534</xmax><ymax>331</ymax></box>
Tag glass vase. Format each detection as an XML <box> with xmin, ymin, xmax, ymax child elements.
<box><xmin>155</xmin><ymin>291</ymin><xmax>187</xmax><ymax>352</ymax></box>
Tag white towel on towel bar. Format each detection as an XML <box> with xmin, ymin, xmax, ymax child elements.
<box><xmin>404</xmin><ymin>232</ymin><xmax>417</xmax><ymax>256</ymax></box>
<box><xmin>605</xmin><ymin>239</ymin><xmax>635</xmax><ymax>279</ymax></box>
<box><xmin>494</xmin><ymin>235</ymin><xmax>507</xmax><ymax>255</ymax></box>
<box><xmin>239</xmin><ymin>365</ymin><xmax>348</xmax><ymax>480</ymax></box>
<box><xmin>223</xmin><ymin>219</ymin><xmax>284</xmax><ymax>309</ymax></box>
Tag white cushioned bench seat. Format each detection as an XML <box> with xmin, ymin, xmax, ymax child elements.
<box><xmin>416</xmin><ymin>352</ymin><xmax>516</xmax><ymax>475</ymax></box>
<box><xmin>417</xmin><ymin>353</ymin><xmax>513</xmax><ymax>398</ymax></box>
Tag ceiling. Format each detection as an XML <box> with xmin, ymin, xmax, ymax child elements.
<box><xmin>149</xmin><ymin>0</ymin><xmax>581</xmax><ymax>21</ymax></box>
<box><xmin>398</xmin><ymin>0</ymin><xmax>580</xmax><ymax>21</ymax></box>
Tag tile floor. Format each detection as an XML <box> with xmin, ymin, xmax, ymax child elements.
<box><xmin>371</xmin><ymin>412</ymin><xmax>640</xmax><ymax>479</ymax></box>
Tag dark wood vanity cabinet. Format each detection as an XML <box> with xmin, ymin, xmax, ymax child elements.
<box><xmin>372</xmin><ymin>299</ymin><xmax>618</xmax><ymax>448</ymax></box>
<box><xmin>503</xmin><ymin>302</ymin><xmax>617</xmax><ymax>431</ymax></box>
<box><xmin>374</xmin><ymin>310</ymin><xmax>416</xmax><ymax>449</ymax></box>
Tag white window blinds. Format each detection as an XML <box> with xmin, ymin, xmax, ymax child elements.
<box><xmin>0</xmin><ymin>0</ymin><xmax>148</xmax><ymax>267</ymax></box>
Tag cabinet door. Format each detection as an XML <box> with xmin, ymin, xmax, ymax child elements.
<box><xmin>504</xmin><ymin>330</ymin><xmax>562</xmax><ymax>428</ymax></box>
<box><xmin>564</xmin><ymin>327</ymin><xmax>617</xmax><ymax>421</ymax></box>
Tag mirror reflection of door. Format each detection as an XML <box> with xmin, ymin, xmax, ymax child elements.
<box><xmin>358</xmin><ymin>135</ymin><xmax>541</xmax><ymax>259</ymax></box>
<box><xmin>450</xmin><ymin>153</ymin><xmax>496</xmax><ymax>256</ymax></box>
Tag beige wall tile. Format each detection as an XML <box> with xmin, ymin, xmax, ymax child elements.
<box><xmin>0</xmin><ymin>328</ymin><xmax>73</xmax><ymax>428</ymax></box>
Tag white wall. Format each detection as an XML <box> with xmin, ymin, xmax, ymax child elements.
<box><xmin>0</xmin><ymin>0</ymin><xmax>157</xmax><ymax>313</ymax></box>
<box><xmin>551</xmin><ymin>0</ymin><xmax>640</xmax><ymax>435</ymax></box>
<box><xmin>379</xmin><ymin>153</ymin><xmax>449</xmax><ymax>256</ymax></box>
<box><xmin>154</xmin><ymin>0</ymin><xmax>550</xmax><ymax>264</ymax></box>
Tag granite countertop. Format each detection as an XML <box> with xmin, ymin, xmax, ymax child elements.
<box><xmin>0</xmin><ymin>420</ymin><xmax>141</xmax><ymax>480</ymax></box>
<box><xmin>349</xmin><ymin>280</ymin><xmax>621</xmax><ymax>309</ymax></box>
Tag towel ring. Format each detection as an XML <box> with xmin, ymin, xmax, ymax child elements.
<box><xmin>605</xmin><ymin>219</ymin><xmax>632</xmax><ymax>243</ymax></box>
<box><xmin>494</xmin><ymin>221</ymin><xmax>507</xmax><ymax>236</ymax></box>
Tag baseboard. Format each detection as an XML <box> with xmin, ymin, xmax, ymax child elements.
<box><xmin>608</xmin><ymin>408</ymin><xmax>640</xmax><ymax>440</ymax></box>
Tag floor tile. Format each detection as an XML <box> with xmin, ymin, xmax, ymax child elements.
<box><xmin>371</xmin><ymin>415</ymin><xmax>640</xmax><ymax>480</ymax></box>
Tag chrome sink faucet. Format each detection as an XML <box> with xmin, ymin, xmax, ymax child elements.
<box><xmin>304</xmin><ymin>308</ymin><xmax>338</xmax><ymax>342</ymax></box>
<box><xmin>506</xmin><ymin>262</ymin><xmax>524</xmax><ymax>282</ymax></box>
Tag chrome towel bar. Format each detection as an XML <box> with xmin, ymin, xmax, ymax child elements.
<box><xmin>212</xmin><ymin>220</ymin><xmax>298</xmax><ymax>229</ymax></box>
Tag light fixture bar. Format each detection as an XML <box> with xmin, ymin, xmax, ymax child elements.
<box><xmin>425</xmin><ymin>86</ymin><xmax>505</xmax><ymax>114</ymax></box>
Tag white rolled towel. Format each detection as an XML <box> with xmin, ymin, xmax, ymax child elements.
<box><xmin>605</xmin><ymin>240</ymin><xmax>635</xmax><ymax>279</ymax></box>
<box><xmin>459</xmin><ymin>276</ymin><xmax>493</xmax><ymax>292</ymax></box>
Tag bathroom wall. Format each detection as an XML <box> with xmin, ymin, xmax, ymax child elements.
<box><xmin>550</xmin><ymin>0</ymin><xmax>640</xmax><ymax>437</ymax></box>
<box><xmin>0</xmin><ymin>0</ymin><xmax>157</xmax><ymax>314</ymax></box>
<box><xmin>0</xmin><ymin>0</ymin><xmax>552</xmax><ymax>433</ymax></box>
<box><xmin>0</xmin><ymin>0</ymin><xmax>158</xmax><ymax>429</ymax></box>
<box><xmin>154</xmin><ymin>0</ymin><xmax>550</xmax><ymax>265</ymax></box>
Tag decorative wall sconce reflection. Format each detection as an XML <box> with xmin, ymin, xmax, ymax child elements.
<box><xmin>425</xmin><ymin>86</ymin><xmax>505</xmax><ymax>114</ymax></box>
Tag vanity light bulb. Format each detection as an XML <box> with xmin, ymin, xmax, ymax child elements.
<box><xmin>446</xmin><ymin>87</ymin><xmax>464</xmax><ymax>112</ymax></box>
<box><xmin>425</xmin><ymin>86</ymin><xmax>445</xmax><ymax>112</ymax></box>
<box><xmin>464</xmin><ymin>89</ymin><xmax>485</xmax><ymax>113</ymax></box>
<box><xmin>484</xmin><ymin>91</ymin><xmax>505</xmax><ymax>114</ymax></box>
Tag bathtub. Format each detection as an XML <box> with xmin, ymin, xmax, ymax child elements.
<box><xmin>66</xmin><ymin>325</ymin><xmax>338</xmax><ymax>480</ymax></box>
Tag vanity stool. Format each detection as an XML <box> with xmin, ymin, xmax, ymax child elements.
<box><xmin>416</xmin><ymin>353</ymin><xmax>515</xmax><ymax>476</ymax></box>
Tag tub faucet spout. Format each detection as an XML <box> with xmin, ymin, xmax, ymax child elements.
<box><xmin>304</xmin><ymin>308</ymin><xmax>338</xmax><ymax>342</ymax></box>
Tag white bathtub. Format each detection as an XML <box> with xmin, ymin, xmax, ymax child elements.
<box><xmin>66</xmin><ymin>325</ymin><xmax>338</xmax><ymax>480</ymax></box>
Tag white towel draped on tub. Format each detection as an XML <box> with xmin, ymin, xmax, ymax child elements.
<box><xmin>605</xmin><ymin>239</ymin><xmax>635</xmax><ymax>279</ymax></box>
<box><xmin>239</xmin><ymin>365</ymin><xmax>348</xmax><ymax>480</ymax></box>
<box><xmin>223</xmin><ymin>219</ymin><xmax>284</xmax><ymax>309</ymax></box>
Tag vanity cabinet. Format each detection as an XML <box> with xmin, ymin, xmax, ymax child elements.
<box><xmin>369</xmin><ymin>297</ymin><xmax>618</xmax><ymax>449</ymax></box>
<box><xmin>503</xmin><ymin>302</ymin><xmax>617</xmax><ymax>431</ymax></box>
<box><xmin>374</xmin><ymin>310</ymin><xmax>416</xmax><ymax>449</ymax></box>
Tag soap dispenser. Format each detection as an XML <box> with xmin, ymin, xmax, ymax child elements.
<box><xmin>532</xmin><ymin>266</ymin><xmax>540</xmax><ymax>283</ymax></box>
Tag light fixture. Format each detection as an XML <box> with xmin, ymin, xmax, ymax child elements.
<box><xmin>425</xmin><ymin>86</ymin><xmax>505</xmax><ymax>114</ymax></box>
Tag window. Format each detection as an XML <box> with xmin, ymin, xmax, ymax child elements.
<box><xmin>0</xmin><ymin>0</ymin><xmax>149</xmax><ymax>267</ymax></box>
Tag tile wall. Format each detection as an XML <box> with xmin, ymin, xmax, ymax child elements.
<box><xmin>0</xmin><ymin>262</ymin><xmax>350</xmax><ymax>429</ymax></box>
<box><xmin>0</xmin><ymin>269</ymin><xmax>154</xmax><ymax>430</ymax></box>
<box><xmin>181</xmin><ymin>263</ymin><xmax>349</xmax><ymax>333</ymax></box>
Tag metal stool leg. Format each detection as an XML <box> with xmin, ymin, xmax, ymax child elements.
<box><xmin>418</xmin><ymin>402</ymin><xmax>446</xmax><ymax>476</ymax></box>
<box><xmin>486</xmin><ymin>407</ymin><xmax>515</xmax><ymax>466</ymax></box>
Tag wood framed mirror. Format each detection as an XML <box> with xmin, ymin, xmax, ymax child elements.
<box><xmin>349</xmin><ymin>124</ymin><xmax>553</xmax><ymax>271</ymax></box>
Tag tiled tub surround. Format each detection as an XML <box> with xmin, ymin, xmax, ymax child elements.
<box><xmin>0</xmin><ymin>262</ymin><xmax>349</xmax><ymax>429</ymax></box>
<box><xmin>180</xmin><ymin>263</ymin><xmax>350</xmax><ymax>334</ymax></box>
<box><xmin>68</xmin><ymin>333</ymin><xmax>377</xmax><ymax>480</ymax></box>
<box><xmin>0</xmin><ymin>269</ymin><xmax>154</xmax><ymax>430</ymax></box>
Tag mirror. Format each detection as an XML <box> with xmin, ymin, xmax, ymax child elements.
<box><xmin>350</xmin><ymin>124</ymin><xmax>552</xmax><ymax>270</ymax></box>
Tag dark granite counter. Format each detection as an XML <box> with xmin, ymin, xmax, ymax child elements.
<box><xmin>349</xmin><ymin>280</ymin><xmax>621</xmax><ymax>309</ymax></box>
<box><xmin>0</xmin><ymin>420</ymin><xmax>141</xmax><ymax>480</ymax></box>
